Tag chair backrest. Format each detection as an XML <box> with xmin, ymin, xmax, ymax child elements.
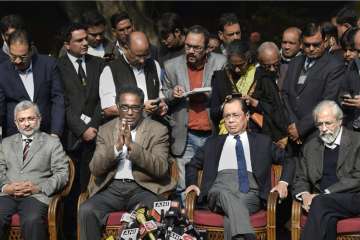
<box><xmin>61</xmin><ymin>158</ymin><xmax>75</xmax><ymax>197</ymax></box>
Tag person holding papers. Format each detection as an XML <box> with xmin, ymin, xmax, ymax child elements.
<box><xmin>163</xmin><ymin>25</ymin><xmax>226</xmax><ymax>204</ymax></box>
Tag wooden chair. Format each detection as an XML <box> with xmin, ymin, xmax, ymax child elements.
<box><xmin>185</xmin><ymin>165</ymin><xmax>282</xmax><ymax>240</ymax></box>
<box><xmin>77</xmin><ymin>160</ymin><xmax>179</xmax><ymax>240</ymax></box>
<box><xmin>291</xmin><ymin>200</ymin><xmax>360</xmax><ymax>240</ymax></box>
<box><xmin>8</xmin><ymin>158</ymin><xmax>75</xmax><ymax>240</ymax></box>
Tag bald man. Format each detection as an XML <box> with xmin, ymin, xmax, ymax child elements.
<box><xmin>279</xmin><ymin>27</ymin><xmax>302</xmax><ymax>90</ymax></box>
<box><xmin>99</xmin><ymin>31</ymin><xmax>167</xmax><ymax>119</ymax></box>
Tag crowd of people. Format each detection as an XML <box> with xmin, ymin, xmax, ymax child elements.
<box><xmin>0</xmin><ymin>6</ymin><xmax>360</xmax><ymax>240</ymax></box>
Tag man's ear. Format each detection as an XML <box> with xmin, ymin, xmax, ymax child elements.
<box><xmin>64</xmin><ymin>41</ymin><xmax>70</xmax><ymax>51</ymax></box>
<box><xmin>246</xmin><ymin>112</ymin><xmax>250</xmax><ymax>121</ymax></box>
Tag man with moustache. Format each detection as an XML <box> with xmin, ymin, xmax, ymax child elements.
<box><xmin>0</xmin><ymin>30</ymin><xmax>64</xmax><ymax>138</ymax></box>
<box><xmin>0</xmin><ymin>101</ymin><xmax>69</xmax><ymax>240</ymax></box>
<box><xmin>293</xmin><ymin>100</ymin><xmax>360</xmax><ymax>240</ymax></box>
<box><xmin>216</xmin><ymin>13</ymin><xmax>242</xmax><ymax>56</ymax></box>
<box><xmin>79</xmin><ymin>85</ymin><xmax>175</xmax><ymax>240</ymax></box>
<box><xmin>163</xmin><ymin>25</ymin><xmax>226</xmax><ymax>203</ymax></box>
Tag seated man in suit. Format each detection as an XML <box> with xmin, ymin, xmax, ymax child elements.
<box><xmin>293</xmin><ymin>100</ymin><xmax>360</xmax><ymax>240</ymax></box>
<box><xmin>0</xmin><ymin>101</ymin><xmax>69</xmax><ymax>240</ymax></box>
<box><xmin>79</xmin><ymin>85</ymin><xmax>175</xmax><ymax>240</ymax></box>
<box><xmin>185</xmin><ymin>96</ymin><xmax>293</xmax><ymax>240</ymax></box>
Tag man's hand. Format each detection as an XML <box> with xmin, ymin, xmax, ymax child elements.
<box><xmin>82</xmin><ymin>127</ymin><xmax>97</xmax><ymax>142</ymax></box>
<box><xmin>301</xmin><ymin>192</ymin><xmax>318</xmax><ymax>212</ymax></box>
<box><xmin>342</xmin><ymin>95</ymin><xmax>360</xmax><ymax>109</ymax></box>
<box><xmin>288</xmin><ymin>123</ymin><xmax>300</xmax><ymax>142</ymax></box>
<box><xmin>144</xmin><ymin>99</ymin><xmax>160</xmax><ymax>114</ymax></box>
<box><xmin>123</xmin><ymin>122</ymin><xmax>132</xmax><ymax>150</ymax></box>
<box><xmin>271</xmin><ymin>181</ymin><xmax>288</xmax><ymax>199</ymax></box>
<box><xmin>115</xmin><ymin>119</ymin><xmax>126</xmax><ymax>151</ymax></box>
<box><xmin>242</xmin><ymin>95</ymin><xmax>259</xmax><ymax>108</ymax></box>
<box><xmin>173</xmin><ymin>85</ymin><xmax>185</xmax><ymax>98</ymax></box>
<box><xmin>158</xmin><ymin>100</ymin><xmax>168</xmax><ymax>116</ymax></box>
<box><xmin>185</xmin><ymin>185</ymin><xmax>200</xmax><ymax>197</ymax></box>
<box><xmin>21</xmin><ymin>181</ymin><xmax>40</xmax><ymax>196</ymax></box>
<box><xmin>3</xmin><ymin>183</ymin><xmax>19</xmax><ymax>196</ymax></box>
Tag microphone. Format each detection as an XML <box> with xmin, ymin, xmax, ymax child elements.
<box><xmin>136</xmin><ymin>207</ymin><xmax>156</xmax><ymax>240</ymax></box>
<box><xmin>153</xmin><ymin>200</ymin><xmax>172</xmax><ymax>215</ymax></box>
<box><xmin>119</xmin><ymin>227</ymin><xmax>139</xmax><ymax>240</ymax></box>
<box><xmin>164</xmin><ymin>201</ymin><xmax>182</xmax><ymax>239</ymax></box>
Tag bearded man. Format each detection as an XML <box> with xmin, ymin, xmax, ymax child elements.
<box><xmin>293</xmin><ymin>100</ymin><xmax>360</xmax><ymax>240</ymax></box>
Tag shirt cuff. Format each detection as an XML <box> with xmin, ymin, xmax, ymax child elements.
<box><xmin>279</xmin><ymin>181</ymin><xmax>288</xmax><ymax>186</ymax></box>
<box><xmin>295</xmin><ymin>191</ymin><xmax>310</xmax><ymax>201</ymax></box>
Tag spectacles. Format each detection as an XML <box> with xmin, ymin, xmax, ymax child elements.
<box><xmin>10</xmin><ymin>54</ymin><xmax>30</xmax><ymax>63</ymax></box>
<box><xmin>303</xmin><ymin>42</ymin><xmax>322</xmax><ymax>49</ymax></box>
<box><xmin>223</xmin><ymin>112</ymin><xmax>243</xmax><ymax>121</ymax></box>
<box><xmin>16</xmin><ymin>116</ymin><xmax>38</xmax><ymax>124</ymax></box>
<box><xmin>315</xmin><ymin>121</ymin><xmax>337</xmax><ymax>128</ymax></box>
<box><xmin>261</xmin><ymin>61</ymin><xmax>280</xmax><ymax>71</ymax></box>
<box><xmin>185</xmin><ymin>43</ymin><xmax>204</xmax><ymax>53</ymax></box>
<box><xmin>118</xmin><ymin>104</ymin><xmax>143</xmax><ymax>113</ymax></box>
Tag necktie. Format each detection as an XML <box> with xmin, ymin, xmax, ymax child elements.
<box><xmin>23</xmin><ymin>138</ymin><xmax>32</xmax><ymax>161</ymax></box>
<box><xmin>234</xmin><ymin>135</ymin><xmax>250</xmax><ymax>193</ymax></box>
<box><xmin>304</xmin><ymin>58</ymin><xmax>314</xmax><ymax>71</ymax></box>
<box><xmin>76</xmin><ymin>58</ymin><xmax>87</xmax><ymax>86</ymax></box>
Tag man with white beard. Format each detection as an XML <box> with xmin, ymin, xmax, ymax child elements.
<box><xmin>292</xmin><ymin>100</ymin><xmax>360</xmax><ymax>240</ymax></box>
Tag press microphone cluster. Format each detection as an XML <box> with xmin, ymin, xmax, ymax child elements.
<box><xmin>117</xmin><ymin>200</ymin><xmax>203</xmax><ymax>240</ymax></box>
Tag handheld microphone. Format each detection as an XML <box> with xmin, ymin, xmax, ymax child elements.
<box><xmin>136</xmin><ymin>207</ymin><xmax>156</xmax><ymax>240</ymax></box>
<box><xmin>119</xmin><ymin>228</ymin><xmax>139</xmax><ymax>240</ymax></box>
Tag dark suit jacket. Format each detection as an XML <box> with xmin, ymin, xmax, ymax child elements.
<box><xmin>0</xmin><ymin>54</ymin><xmax>65</xmax><ymax>137</ymax></box>
<box><xmin>57</xmin><ymin>54</ymin><xmax>105</xmax><ymax>151</ymax></box>
<box><xmin>293</xmin><ymin>128</ymin><xmax>360</xmax><ymax>195</ymax></box>
<box><xmin>282</xmin><ymin>52</ymin><xmax>344</xmax><ymax>139</ymax></box>
<box><xmin>186</xmin><ymin>132</ymin><xmax>294</xmax><ymax>205</ymax></box>
<box><xmin>0</xmin><ymin>48</ymin><xmax>9</xmax><ymax>64</ymax></box>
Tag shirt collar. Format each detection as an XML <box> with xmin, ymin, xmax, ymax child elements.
<box><xmin>17</xmin><ymin>63</ymin><xmax>32</xmax><ymax>74</ymax></box>
<box><xmin>67</xmin><ymin>52</ymin><xmax>85</xmax><ymax>64</ymax></box>
<box><xmin>228</xmin><ymin>131</ymin><xmax>248</xmax><ymax>140</ymax></box>
<box><xmin>21</xmin><ymin>134</ymin><xmax>34</xmax><ymax>141</ymax></box>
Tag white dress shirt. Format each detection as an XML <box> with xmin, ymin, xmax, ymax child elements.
<box><xmin>67</xmin><ymin>53</ymin><xmax>87</xmax><ymax>75</ymax></box>
<box><xmin>113</xmin><ymin>129</ymin><xmax>136</xmax><ymax>180</ymax></box>
<box><xmin>87</xmin><ymin>44</ymin><xmax>105</xmax><ymax>58</ymax></box>
<box><xmin>18</xmin><ymin>64</ymin><xmax>34</xmax><ymax>101</ymax></box>
<box><xmin>218</xmin><ymin>132</ymin><xmax>253</xmax><ymax>172</ymax></box>
<box><xmin>99</xmin><ymin>55</ymin><xmax>163</xmax><ymax>109</ymax></box>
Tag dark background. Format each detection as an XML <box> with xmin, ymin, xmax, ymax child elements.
<box><xmin>0</xmin><ymin>1</ymin><xmax>353</xmax><ymax>55</ymax></box>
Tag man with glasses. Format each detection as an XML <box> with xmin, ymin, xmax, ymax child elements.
<box><xmin>185</xmin><ymin>96</ymin><xmax>293</xmax><ymax>240</ymax></box>
<box><xmin>0</xmin><ymin>30</ymin><xmax>64</xmax><ymax>138</ymax></box>
<box><xmin>99</xmin><ymin>31</ymin><xmax>166</xmax><ymax>120</ymax></box>
<box><xmin>79</xmin><ymin>85</ymin><xmax>175</xmax><ymax>240</ymax></box>
<box><xmin>293</xmin><ymin>100</ymin><xmax>360</xmax><ymax>240</ymax></box>
<box><xmin>163</xmin><ymin>25</ymin><xmax>226</xmax><ymax>204</ymax></box>
<box><xmin>0</xmin><ymin>100</ymin><xmax>69</xmax><ymax>240</ymax></box>
<box><xmin>282</xmin><ymin>22</ymin><xmax>344</xmax><ymax>149</ymax></box>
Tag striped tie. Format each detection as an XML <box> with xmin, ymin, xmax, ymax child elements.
<box><xmin>23</xmin><ymin>138</ymin><xmax>32</xmax><ymax>161</ymax></box>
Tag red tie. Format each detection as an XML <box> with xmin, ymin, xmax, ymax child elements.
<box><xmin>23</xmin><ymin>139</ymin><xmax>32</xmax><ymax>161</ymax></box>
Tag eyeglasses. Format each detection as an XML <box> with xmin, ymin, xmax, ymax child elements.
<box><xmin>10</xmin><ymin>54</ymin><xmax>30</xmax><ymax>63</ymax></box>
<box><xmin>223</xmin><ymin>112</ymin><xmax>244</xmax><ymax>121</ymax></box>
<box><xmin>315</xmin><ymin>121</ymin><xmax>337</xmax><ymax>128</ymax></box>
<box><xmin>118</xmin><ymin>104</ymin><xmax>143</xmax><ymax>113</ymax></box>
<box><xmin>16</xmin><ymin>116</ymin><xmax>38</xmax><ymax>124</ymax></box>
<box><xmin>185</xmin><ymin>43</ymin><xmax>204</xmax><ymax>53</ymax></box>
<box><xmin>303</xmin><ymin>42</ymin><xmax>322</xmax><ymax>49</ymax></box>
<box><xmin>261</xmin><ymin>61</ymin><xmax>280</xmax><ymax>71</ymax></box>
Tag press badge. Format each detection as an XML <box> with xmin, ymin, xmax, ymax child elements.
<box><xmin>297</xmin><ymin>75</ymin><xmax>307</xmax><ymax>85</ymax></box>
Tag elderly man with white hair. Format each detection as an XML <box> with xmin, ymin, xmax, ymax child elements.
<box><xmin>293</xmin><ymin>100</ymin><xmax>360</xmax><ymax>240</ymax></box>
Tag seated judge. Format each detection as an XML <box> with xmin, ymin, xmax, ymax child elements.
<box><xmin>185</xmin><ymin>96</ymin><xmax>294</xmax><ymax>240</ymax></box>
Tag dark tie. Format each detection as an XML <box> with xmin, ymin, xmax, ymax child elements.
<box><xmin>76</xmin><ymin>58</ymin><xmax>87</xmax><ymax>86</ymax></box>
<box><xmin>23</xmin><ymin>138</ymin><xmax>32</xmax><ymax>161</ymax></box>
<box><xmin>234</xmin><ymin>135</ymin><xmax>250</xmax><ymax>193</ymax></box>
<box><xmin>304</xmin><ymin>58</ymin><xmax>314</xmax><ymax>71</ymax></box>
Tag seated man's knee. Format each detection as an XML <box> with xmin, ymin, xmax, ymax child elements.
<box><xmin>79</xmin><ymin>200</ymin><xmax>97</xmax><ymax>219</ymax></box>
<box><xmin>20</xmin><ymin>212</ymin><xmax>46</xmax><ymax>226</ymax></box>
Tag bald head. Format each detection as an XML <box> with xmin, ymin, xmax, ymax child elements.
<box><xmin>257</xmin><ymin>42</ymin><xmax>280</xmax><ymax>73</ymax></box>
<box><xmin>125</xmin><ymin>31</ymin><xmax>150</xmax><ymax>68</ymax></box>
<box><xmin>281</xmin><ymin>27</ymin><xmax>302</xmax><ymax>59</ymax></box>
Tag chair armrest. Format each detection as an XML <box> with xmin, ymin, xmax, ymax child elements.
<box><xmin>267</xmin><ymin>191</ymin><xmax>279</xmax><ymax>227</ymax></box>
<box><xmin>185</xmin><ymin>190</ymin><xmax>198</xmax><ymax>223</ymax></box>
<box><xmin>48</xmin><ymin>193</ymin><xmax>62</xmax><ymax>240</ymax></box>
<box><xmin>291</xmin><ymin>200</ymin><xmax>302</xmax><ymax>240</ymax></box>
<box><xmin>61</xmin><ymin>159</ymin><xmax>75</xmax><ymax>197</ymax></box>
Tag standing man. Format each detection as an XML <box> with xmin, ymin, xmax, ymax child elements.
<box><xmin>99</xmin><ymin>31</ymin><xmax>166</xmax><ymax>119</ymax></box>
<box><xmin>0</xmin><ymin>101</ymin><xmax>69</xmax><ymax>240</ymax></box>
<box><xmin>292</xmin><ymin>100</ymin><xmax>360</xmax><ymax>240</ymax></box>
<box><xmin>279</xmin><ymin>27</ymin><xmax>302</xmax><ymax>90</ymax></box>
<box><xmin>0</xmin><ymin>14</ymin><xmax>24</xmax><ymax>63</ymax></box>
<box><xmin>163</xmin><ymin>25</ymin><xmax>226</xmax><ymax>202</ymax></box>
<box><xmin>216</xmin><ymin>13</ymin><xmax>241</xmax><ymax>56</ymax></box>
<box><xmin>0</xmin><ymin>30</ymin><xmax>64</xmax><ymax>137</ymax></box>
<box><xmin>335</xmin><ymin>7</ymin><xmax>358</xmax><ymax>39</ymax></box>
<box><xmin>79</xmin><ymin>85</ymin><xmax>175</xmax><ymax>240</ymax></box>
<box><xmin>282</xmin><ymin>22</ymin><xmax>344</xmax><ymax>146</ymax></box>
<box><xmin>58</xmin><ymin>22</ymin><xmax>104</xmax><ymax>239</ymax></box>
<box><xmin>156</xmin><ymin>12</ymin><xmax>186</xmax><ymax>66</ymax></box>
<box><xmin>105</xmin><ymin>11</ymin><xmax>158</xmax><ymax>61</ymax></box>
<box><xmin>185</xmin><ymin>97</ymin><xmax>293</xmax><ymax>240</ymax></box>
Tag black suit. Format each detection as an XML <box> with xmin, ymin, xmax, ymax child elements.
<box><xmin>0</xmin><ymin>54</ymin><xmax>65</xmax><ymax>137</ymax></box>
<box><xmin>282</xmin><ymin>52</ymin><xmax>344</xmax><ymax>140</ymax></box>
<box><xmin>0</xmin><ymin>48</ymin><xmax>9</xmax><ymax>64</ymax></box>
<box><xmin>186</xmin><ymin>131</ymin><xmax>294</xmax><ymax>205</ymax></box>
<box><xmin>58</xmin><ymin>53</ymin><xmax>104</xmax><ymax>239</ymax></box>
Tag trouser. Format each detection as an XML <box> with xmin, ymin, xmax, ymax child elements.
<box><xmin>79</xmin><ymin>179</ymin><xmax>164</xmax><ymax>240</ymax></box>
<box><xmin>301</xmin><ymin>193</ymin><xmax>360</xmax><ymax>240</ymax></box>
<box><xmin>0</xmin><ymin>196</ymin><xmax>48</xmax><ymax>240</ymax></box>
<box><xmin>208</xmin><ymin>170</ymin><xmax>261</xmax><ymax>240</ymax></box>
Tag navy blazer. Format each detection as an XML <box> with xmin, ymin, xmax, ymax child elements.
<box><xmin>0</xmin><ymin>54</ymin><xmax>65</xmax><ymax>137</ymax></box>
<box><xmin>186</xmin><ymin>131</ymin><xmax>294</xmax><ymax>205</ymax></box>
